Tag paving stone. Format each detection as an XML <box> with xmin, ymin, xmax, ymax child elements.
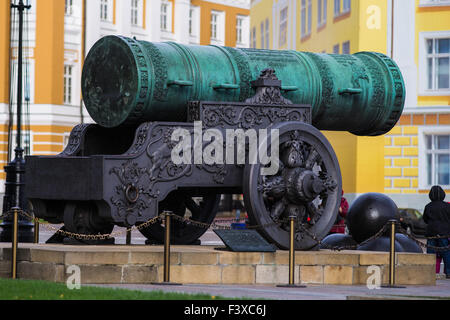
<box><xmin>323</xmin><ymin>265</ymin><xmax>354</xmax><ymax>285</ymax></box>
<box><xmin>165</xmin><ymin>265</ymin><xmax>222</xmax><ymax>284</ymax></box>
<box><xmin>395</xmin><ymin>265</ymin><xmax>436</xmax><ymax>286</ymax></box>
<box><xmin>65</xmin><ymin>251</ymin><xmax>129</xmax><ymax>265</ymax></box>
<box><xmin>181</xmin><ymin>252</ymin><xmax>218</xmax><ymax>265</ymax></box>
<box><xmin>397</xmin><ymin>253</ymin><xmax>435</xmax><ymax>266</ymax></box>
<box><xmin>222</xmin><ymin>265</ymin><xmax>255</xmax><ymax>284</ymax></box>
<box><xmin>129</xmin><ymin>251</ymin><xmax>179</xmax><ymax>265</ymax></box>
<box><xmin>255</xmin><ymin>265</ymin><xmax>299</xmax><ymax>285</ymax></box>
<box><xmin>121</xmin><ymin>265</ymin><xmax>158</xmax><ymax>283</ymax></box>
<box><xmin>17</xmin><ymin>261</ymin><xmax>65</xmax><ymax>282</ymax></box>
<box><xmin>2</xmin><ymin>247</ymin><xmax>31</xmax><ymax>262</ymax></box>
<box><xmin>30</xmin><ymin>249</ymin><xmax>65</xmax><ymax>264</ymax></box>
<box><xmin>300</xmin><ymin>265</ymin><xmax>324</xmax><ymax>284</ymax></box>
<box><xmin>219</xmin><ymin>252</ymin><xmax>262</xmax><ymax>265</ymax></box>
<box><xmin>358</xmin><ymin>252</ymin><xmax>389</xmax><ymax>266</ymax></box>
<box><xmin>77</xmin><ymin>265</ymin><xmax>123</xmax><ymax>284</ymax></box>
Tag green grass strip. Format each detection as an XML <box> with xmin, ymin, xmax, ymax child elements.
<box><xmin>0</xmin><ymin>278</ymin><xmax>228</xmax><ymax>300</ymax></box>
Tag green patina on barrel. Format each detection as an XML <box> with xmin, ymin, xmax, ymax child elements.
<box><xmin>81</xmin><ymin>35</ymin><xmax>406</xmax><ymax>136</ymax></box>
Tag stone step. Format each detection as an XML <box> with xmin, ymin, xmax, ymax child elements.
<box><xmin>0</xmin><ymin>244</ymin><xmax>436</xmax><ymax>286</ymax></box>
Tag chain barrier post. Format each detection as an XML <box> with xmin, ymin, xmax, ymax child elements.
<box><xmin>34</xmin><ymin>217</ymin><xmax>39</xmax><ymax>244</ymax></box>
<box><xmin>277</xmin><ymin>215</ymin><xmax>306</xmax><ymax>288</ymax></box>
<box><xmin>11</xmin><ymin>208</ymin><xmax>19</xmax><ymax>279</ymax></box>
<box><xmin>382</xmin><ymin>220</ymin><xmax>405</xmax><ymax>289</ymax></box>
<box><xmin>126</xmin><ymin>229</ymin><xmax>131</xmax><ymax>245</ymax></box>
<box><xmin>152</xmin><ymin>211</ymin><xmax>181</xmax><ymax>286</ymax></box>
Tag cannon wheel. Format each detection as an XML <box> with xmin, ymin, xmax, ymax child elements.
<box><xmin>138</xmin><ymin>192</ymin><xmax>221</xmax><ymax>245</ymax></box>
<box><xmin>64</xmin><ymin>202</ymin><xmax>114</xmax><ymax>236</ymax></box>
<box><xmin>243</xmin><ymin>122</ymin><xmax>342</xmax><ymax>250</ymax></box>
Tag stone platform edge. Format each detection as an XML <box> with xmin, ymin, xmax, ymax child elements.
<box><xmin>0</xmin><ymin>244</ymin><xmax>436</xmax><ymax>286</ymax></box>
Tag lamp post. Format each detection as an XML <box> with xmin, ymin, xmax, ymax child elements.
<box><xmin>0</xmin><ymin>0</ymin><xmax>33</xmax><ymax>243</ymax></box>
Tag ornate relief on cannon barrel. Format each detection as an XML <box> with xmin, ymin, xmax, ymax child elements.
<box><xmin>188</xmin><ymin>69</ymin><xmax>311</xmax><ymax>129</ymax></box>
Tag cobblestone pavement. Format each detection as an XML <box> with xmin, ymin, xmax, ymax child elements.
<box><xmin>91</xmin><ymin>280</ymin><xmax>450</xmax><ymax>300</ymax></box>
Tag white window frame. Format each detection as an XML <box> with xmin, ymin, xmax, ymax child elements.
<box><xmin>279</xmin><ymin>6</ymin><xmax>288</xmax><ymax>47</ymax></box>
<box><xmin>131</xmin><ymin>0</ymin><xmax>143</xmax><ymax>28</ymax></box>
<box><xmin>65</xmin><ymin>0</ymin><xmax>73</xmax><ymax>16</ymax></box>
<box><xmin>419</xmin><ymin>125</ymin><xmax>450</xmax><ymax>190</ymax></box>
<box><xmin>264</xmin><ymin>18</ymin><xmax>270</xmax><ymax>49</ymax></box>
<box><xmin>64</xmin><ymin>65</ymin><xmax>74</xmax><ymax>106</ymax></box>
<box><xmin>236</xmin><ymin>15</ymin><xmax>248</xmax><ymax>47</ymax></box>
<box><xmin>160</xmin><ymin>1</ymin><xmax>172</xmax><ymax>33</ymax></box>
<box><xmin>210</xmin><ymin>10</ymin><xmax>225</xmax><ymax>46</ymax></box>
<box><xmin>318</xmin><ymin>0</ymin><xmax>327</xmax><ymax>28</ymax></box>
<box><xmin>419</xmin><ymin>31</ymin><xmax>450</xmax><ymax>96</ymax></box>
<box><xmin>100</xmin><ymin>0</ymin><xmax>113</xmax><ymax>23</ymax></box>
<box><xmin>189</xmin><ymin>5</ymin><xmax>200</xmax><ymax>44</ymax></box>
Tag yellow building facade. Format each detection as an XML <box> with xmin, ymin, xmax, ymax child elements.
<box><xmin>0</xmin><ymin>0</ymin><xmax>250</xmax><ymax>197</ymax></box>
<box><xmin>250</xmin><ymin>0</ymin><xmax>450</xmax><ymax>210</ymax></box>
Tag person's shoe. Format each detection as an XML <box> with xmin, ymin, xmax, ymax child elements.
<box><xmin>446</xmin><ymin>274</ymin><xmax>450</xmax><ymax>279</ymax></box>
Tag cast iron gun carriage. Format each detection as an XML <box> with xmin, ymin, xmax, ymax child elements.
<box><xmin>25</xmin><ymin>36</ymin><xmax>405</xmax><ymax>249</ymax></box>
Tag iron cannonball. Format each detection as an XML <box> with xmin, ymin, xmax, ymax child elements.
<box><xmin>346</xmin><ymin>193</ymin><xmax>398</xmax><ymax>243</ymax></box>
<box><xmin>394</xmin><ymin>233</ymin><xmax>423</xmax><ymax>253</ymax></box>
<box><xmin>319</xmin><ymin>233</ymin><xmax>357</xmax><ymax>250</ymax></box>
<box><xmin>357</xmin><ymin>236</ymin><xmax>404</xmax><ymax>252</ymax></box>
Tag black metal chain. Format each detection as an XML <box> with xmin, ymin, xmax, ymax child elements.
<box><xmin>2</xmin><ymin>208</ymin><xmax>450</xmax><ymax>252</ymax></box>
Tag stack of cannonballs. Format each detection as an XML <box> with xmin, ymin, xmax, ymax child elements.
<box><xmin>320</xmin><ymin>193</ymin><xmax>422</xmax><ymax>253</ymax></box>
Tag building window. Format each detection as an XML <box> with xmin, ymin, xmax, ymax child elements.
<box><xmin>210</xmin><ymin>11</ymin><xmax>224</xmax><ymax>44</ymax></box>
<box><xmin>65</xmin><ymin>0</ymin><xmax>73</xmax><ymax>16</ymax></box>
<box><xmin>334</xmin><ymin>0</ymin><xmax>340</xmax><ymax>17</ymax></box>
<box><xmin>236</xmin><ymin>16</ymin><xmax>247</xmax><ymax>46</ymax></box>
<box><xmin>279</xmin><ymin>7</ymin><xmax>288</xmax><ymax>47</ymax></box>
<box><xmin>211</xmin><ymin>12</ymin><xmax>218</xmax><ymax>40</ymax></box>
<box><xmin>308</xmin><ymin>0</ymin><xmax>312</xmax><ymax>34</ymax></box>
<box><xmin>426</xmin><ymin>134</ymin><xmax>450</xmax><ymax>186</ymax></box>
<box><xmin>342</xmin><ymin>41</ymin><xmax>350</xmax><ymax>54</ymax></box>
<box><xmin>131</xmin><ymin>0</ymin><xmax>143</xmax><ymax>27</ymax></box>
<box><xmin>161</xmin><ymin>2</ymin><xmax>169</xmax><ymax>31</ymax></box>
<box><xmin>251</xmin><ymin>27</ymin><xmax>256</xmax><ymax>48</ymax></box>
<box><xmin>333</xmin><ymin>44</ymin><xmax>339</xmax><ymax>54</ymax></box>
<box><xmin>265</xmin><ymin>18</ymin><xmax>270</xmax><ymax>49</ymax></box>
<box><xmin>343</xmin><ymin>0</ymin><xmax>351</xmax><ymax>13</ymax></box>
<box><xmin>426</xmin><ymin>38</ymin><xmax>450</xmax><ymax>91</ymax></box>
<box><xmin>318</xmin><ymin>0</ymin><xmax>327</xmax><ymax>28</ymax></box>
<box><xmin>189</xmin><ymin>8</ymin><xmax>194</xmax><ymax>35</ymax></box>
<box><xmin>335</xmin><ymin>0</ymin><xmax>351</xmax><ymax>16</ymax></box>
<box><xmin>100</xmin><ymin>0</ymin><xmax>112</xmax><ymax>22</ymax></box>
<box><xmin>260</xmin><ymin>21</ymin><xmax>265</xmax><ymax>48</ymax></box>
<box><xmin>64</xmin><ymin>65</ymin><xmax>73</xmax><ymax>105</ymax></box>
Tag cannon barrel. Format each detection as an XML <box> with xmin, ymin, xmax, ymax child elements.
<box><xmin>82</xmin><ymin>35</ymin><xmax>405</xmax><ymax>136</ymax></box>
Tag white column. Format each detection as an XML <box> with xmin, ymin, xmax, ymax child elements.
<box><xmin>85</xmin><ymin>0</ymin><xmax>101</xmax><ymax>53</ymax></box>
<box><xmin>392</xmin><ymin>0</ymin><xmax>417</xmax><ymax>109</ymax></box>
<box><xmin>174</xmin><ymin>0</ymin><xmax>190</xmax><ymax>44</ymax></box>
<box><xmin>117</xmin><ymin>0</ymin><xmax>131</xmax><ymax>36</ymax></box>
<box><xmin>148</xmin><ymin>0</ymin><xmax>162</xmax><ymax>41</ymax></box>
